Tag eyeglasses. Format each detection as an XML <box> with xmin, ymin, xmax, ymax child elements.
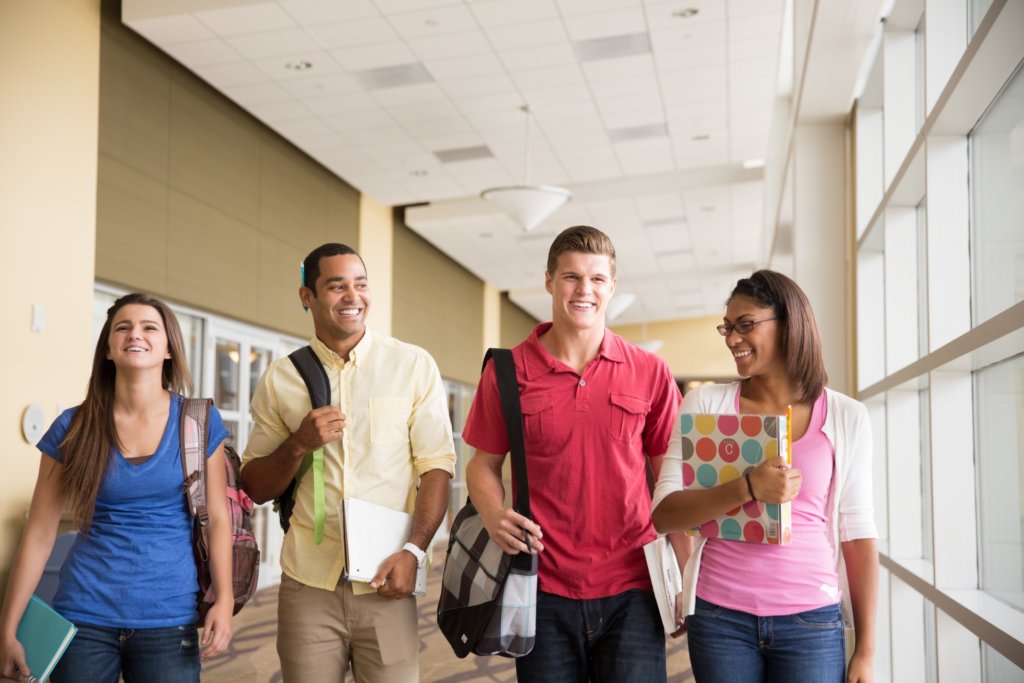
<box><xmin>716</xmin><ymin>317</ymin><xmax>778</xmax><ymax>336</ymax></box>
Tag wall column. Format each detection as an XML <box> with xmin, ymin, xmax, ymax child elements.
<box><xmin>0</xmin><ymin>1</ymin><xmax>101</xmax><ymax>580</ymax></box>
<box><xmin>358</xmin><ymin>195</ymin><xmax>393</xmax><ymax>337</ymax></box>
<box><xmin>791</xmin><ymin>123</ymin><xmax>851</xmax><ymax>393</ymax></box>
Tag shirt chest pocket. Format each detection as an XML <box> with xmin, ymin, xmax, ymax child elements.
<box><xmin>369</xmin><ymin>396</ymin><xmax>413</xmax><ymax>446</ymax></box>
<box><xmin>609</xmin><ymin>394</ymin><xmax>650</xmax><ymax>443</ymax></box>
<box><xmin>520</xmin><ymin>394</ymin><xmax>554</xmax><ymax>442</ymax></box>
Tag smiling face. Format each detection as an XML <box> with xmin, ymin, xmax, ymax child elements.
<box><xmin>722</xmin><ymin>294</ymin><xmax>784</xmax><ymax>378</ymax></box>
<box><xmin>106</xmin><ymin>304</ymin><xmax>172</xmax><ymax>371</ymax></box>
<box><xmin>545</xmin><ymin>250</ymin><xmax>616</xmax><ymax>332</ymax></box>
<box><xmin>300</xmin><ymin>253</ymin><xmax>370</xmax><ymax>351</ymax></box>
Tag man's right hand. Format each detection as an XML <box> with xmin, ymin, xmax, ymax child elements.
<box><xmin>291</xmin><ymin>406</ymin><xmax>346</xmax><ymax>453</ymax></box>
<box><xmin>480</xmin><ymin>507</ymin><xmax>544</xmax><ymax>555</ymax></box>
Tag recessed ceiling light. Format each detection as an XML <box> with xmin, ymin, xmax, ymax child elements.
<box><xmin>409</xmin><ymin>169</ymin><xmax>428</xmax><ymax>177</ymax></box>
<box><xmin>673</xmin><ymin>8</ymin><xmax>699</xmax><ymax>18</ymax></box>
<box><xmin>743</xmin><ymin>158</ymin><xmax>766</xmax><ymax>169</ymax></box>
<box><xmin>691</xmin><ymin>134</ymin><xmax>710</xmax><ymax>141</ymax></box>
<box><xmin>284</xmin><ymin>60</ymin><xmax>312</xmax><ymax>71</ymax></box>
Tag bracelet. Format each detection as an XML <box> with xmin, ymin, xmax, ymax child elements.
<box><xmin>744</xmin><ymin>471</ymin><xmax>757</xmax><ymax>502</ymax></box>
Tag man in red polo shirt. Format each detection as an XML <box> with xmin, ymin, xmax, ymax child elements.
<box><xmin>463</xmin><ymin>225</ymin><xmax>683</xmax><ymax>682</ymax></box>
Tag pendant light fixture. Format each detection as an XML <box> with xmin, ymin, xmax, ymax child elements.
<box><xmin>481</xmin><ymin>104</ymin><xmax>571</xmax><ymax>232</ymax></box>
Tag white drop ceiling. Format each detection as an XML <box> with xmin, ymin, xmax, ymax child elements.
<box><xmin>123</xmin><ymin>0</ymin><xmax>790</xmax><ymax>326</ymax></box>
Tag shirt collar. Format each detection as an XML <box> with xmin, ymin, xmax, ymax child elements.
<box><xmin>309</xmin><ymin>329</ymin><xmax>373</xmax><ymax>370</ymax></box>
<box><xmin>521</xmin><ymin>322</ymin><xmax>624</xmax><ymax>380</ymax></box>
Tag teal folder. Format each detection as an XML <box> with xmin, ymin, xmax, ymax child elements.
<box><xmin>15</xmin><ymin>595</ymin><xmax>77</xmax><ymax>682</ymax></box>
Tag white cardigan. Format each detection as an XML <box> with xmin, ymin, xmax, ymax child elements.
<box><xmin>652</xmin><ymin>382</ymin><xmax>877</xmax><ymax>628</ymax></box>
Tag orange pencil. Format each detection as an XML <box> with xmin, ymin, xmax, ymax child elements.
<box><xmin>785</xmin><ymin>404</ymin><xmax>793</xmax><ymax>464</ymax></box>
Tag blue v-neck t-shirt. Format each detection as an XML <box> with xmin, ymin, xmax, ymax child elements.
<box><xmin>36</xmin><ymin>393</ymin><xmax>228</xmax><ymax>628</ymax></box>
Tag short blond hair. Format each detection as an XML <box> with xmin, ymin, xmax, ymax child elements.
<box><xmin>546</xmin><ymin>225</ymin><xmax>616</xmax><ymax>276</ymax></box>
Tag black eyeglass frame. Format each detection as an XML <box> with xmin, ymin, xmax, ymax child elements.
<box><xmin>716</xmin><ymin>317</ymin><xmax>779</xmax><ymax>336</ymax></box>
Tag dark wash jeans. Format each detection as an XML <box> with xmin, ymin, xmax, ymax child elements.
<box><xmin>515</xmin><ymin>588</ymin><xmax>667</xmax><ymax>683</ymax></box>
<box><xmin>687</xmin><ymin>596</ymin><xmax>846</xmax><ymax>683</ymax></box>
<box><xmin>51</xmin><ymin>623</ymin><xmax>200</xmax><ymax>683</ymax></box>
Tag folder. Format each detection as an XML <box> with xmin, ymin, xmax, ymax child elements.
<box><xmin>643</xmin><ymin>536</ymin><xmax>682</xmax><ymax>635</ymax></box>
<box><xmin>340</xmin><ymin>498</ymin><xmax>426</xmax><ymax>597</ymax></box>
<box><xmin>680</xmin><ymin>412</ymin><xmax>793</xmax><ymax>544</ymax></box>
<box><xmin>16</xmin><ymin>594</ymin><xmax>77</xmax><ymax>682</ymax></box>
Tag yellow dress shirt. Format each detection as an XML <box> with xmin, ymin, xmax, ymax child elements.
<box><xmin>243</xmin><ymin>330</ymin><xmax>456</xmax><ymax>592</ymax></box>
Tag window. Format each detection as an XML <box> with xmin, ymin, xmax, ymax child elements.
<box><xmin>441</xmin><ymin>379</ymin><xmax>475</xmax><ymax>540</ymax></box>
<box><xmin>970</xmin><ymin>62</ymin><xmax>1024</xmax><ymax>326</ymax></box>
<box><xmin>975</xmin><ymin>353</ymin><xmax>1024</xmax><ymax>611</ymax></box>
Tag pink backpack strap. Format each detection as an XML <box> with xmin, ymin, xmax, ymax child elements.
<box><xmin>181</xmin><ymin>397</ymin><xmax>212</xmax><ymax>525</ymax></box>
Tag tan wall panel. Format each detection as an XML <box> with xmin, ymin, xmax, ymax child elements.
<box><xmin>257</xmin><ymin>235</ymin><xmax>309</xmax><ymax>336</ymax></box>
<box><xmin>95</xmin><ymin>154</ymin><xmax>168</xmax><ymax>294</ymax></box>
<box><xmin>98</xmin><ymin>13</ymin><xmax>170</xmax><ymax>182</ymax></box>
<box><xmin>96</xmin><ymin>8</ymin><xmax>359</xmax><ymax>340</ymax></box>
<box><xmin>392</xmin><ymin>221</ymin><xmax>484</xmax><ymax>386</ymax></box>
<box><xmin>259</xmin><ymin>136</ymin><xmax>332</xmax><ymax>249</ymax></box>
<box><xmin>500</xmin><ymin>294</ymin><xmax>538</xmax><ymax>349</ymax></box>
<box><xmin>611</xmin><ymin>316</ymin><xmax>740</xmax><ymax>381</ymax></box>
<box><xmin>168</xmin><ymin>79</ymin><xmax>261</xmax><ymax>226</ymax></box>
<box><xmin>166</xmin><ymin>190</ymin><xmax>261</xmax><ymax>322</ymax></box>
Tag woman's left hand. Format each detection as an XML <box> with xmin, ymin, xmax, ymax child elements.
<box><xmin>846</xmin><ymin>650</ymin><xmax>873</xmax><ymax>683</ymax></box>
<box><xmin>200</xmin><ymin>599</ymin><xmax>234</xmax><ymax>661</ymax></box>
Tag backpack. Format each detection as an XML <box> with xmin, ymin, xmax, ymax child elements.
<box><xmin>181</xmin><ymin>397</ymin><xmax>260</xmax><ymax>623</ymax></box>
<box><xmin>272</xmin><ymin>346</ymin><xmax>331</xmax><ymax>538</ymax></box>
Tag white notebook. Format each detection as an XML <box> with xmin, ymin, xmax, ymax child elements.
<box><xmin>340</xmin><ymin>497</ymin><xmax>426</xmax><ymax>597</ymax></box>
<box><xmin>643</xmin><ymin>536</ymin><xmax>682</xmax><ymax>635</ymax></box>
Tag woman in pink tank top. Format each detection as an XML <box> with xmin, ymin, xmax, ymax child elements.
<box><xmin>652</xmin><ymin>270</ymin><xmax>879</xmax><ymax>683</ymax></box>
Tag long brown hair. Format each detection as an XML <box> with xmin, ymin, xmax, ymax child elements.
<box><xmin>59</xmin><ymin>293</ymin><xmax>193</xmax><ymax>530</ymax></box>
<box><xmin>729</xmin><ymin>270</ymin><xmax>827</xmax><ymax>405</ymax></box>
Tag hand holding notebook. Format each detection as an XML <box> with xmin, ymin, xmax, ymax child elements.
<box><xmin>340</xmin><ymin>498</ymin><xmax>427</xmax><ymax>597</ymax></box>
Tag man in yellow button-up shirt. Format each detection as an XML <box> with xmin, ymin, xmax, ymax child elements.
<box><xmin>241</xmin><ymin>243</ymin><xmax>455</xmax><ymax>683</ymax></box>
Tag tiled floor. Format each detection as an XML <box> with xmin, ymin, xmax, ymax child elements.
<box><xmin>201</xmin><ymin>553</ymin><xmax>694</xmax><ymax>682</ymax></box>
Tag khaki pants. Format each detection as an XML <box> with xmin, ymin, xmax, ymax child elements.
<box><xmin>276</xmin><ymin>575</ymin><xmax>418</xmax><ymax>683</ymax></box>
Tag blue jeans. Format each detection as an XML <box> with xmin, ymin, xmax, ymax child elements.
<box><xmin>515</xmin><ymin>589</ymin><xmax>667</xmax><ymax>683</ymax></box>
<box><xmin>50</xmin><ymin>623</ymin><xmax>200</xmax><ymax>683</ymax></box>
<box><xmin>687</xmin><ymin>597</ymin><xmax>846</xmax><ymax>683</ymax></box>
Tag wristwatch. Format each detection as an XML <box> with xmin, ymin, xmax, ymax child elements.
<box><xmin>402</xmin><ymin>542</ymin><xmax>427</xmax><ymax>567</ymax></box>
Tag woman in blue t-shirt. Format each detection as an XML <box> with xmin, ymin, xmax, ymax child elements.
<box><xmin>0</xmin><ymin>293</ymin><xmax>235</xmax><ymax>683</ymax></box>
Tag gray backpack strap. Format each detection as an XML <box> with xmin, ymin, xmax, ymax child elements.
<box><xmin>181</xmin><ymin>397</ymin><xmax>212</xmax><ymax>524</ymax></box>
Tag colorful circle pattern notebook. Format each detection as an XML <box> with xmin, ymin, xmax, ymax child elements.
<box><xmin>680</xmin><ymin>412</ymin><xmax>793</xmax><ymax>545</ymax></box>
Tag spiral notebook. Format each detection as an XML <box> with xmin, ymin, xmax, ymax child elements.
<box><xmin>16</xmin><ymin>595</ymin><xmax>77</xmax><ymax>682</ymax></box>
<box><xmin>340</xmin><ymin>497</ymin><xmax>426</xmax><ymax>597</ymax></box>
<box><xmin>680</xmin><ymin>411</ymin><xmax>793</xmax><ymax>544</ymax></box>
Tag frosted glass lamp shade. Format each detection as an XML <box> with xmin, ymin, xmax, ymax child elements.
<box><xmin>481</xmin><ymin>184</ymin><xmax>571</xmax><ymax>232</ymax></box>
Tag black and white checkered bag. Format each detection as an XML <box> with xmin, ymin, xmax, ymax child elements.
<box><xmin>437</xmin><ymin>348</ymin><xmax>537</xmax><ymax>658</ymax></box>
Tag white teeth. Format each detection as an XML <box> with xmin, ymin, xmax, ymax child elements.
<box><xmin>338</xmin><ymin>308</ymin><xmax>359</xmax><ymax>316</ymax></box>
<box><xmin>571</xmin><ymin>302</ymin><xmax>594</xmax><ymax>309</ymax></box>
<box><xmin>126</xmin><ymin>346</ymin><xmax>146</xmax><ymax>352</ymax></box>
<box><xmin>733</xmin><ymin>350</ymin><xmax>752</xmax><ymax>358</ymax></box>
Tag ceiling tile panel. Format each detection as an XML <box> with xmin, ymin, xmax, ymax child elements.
<box><xmin>374</xmin><ymin>0</ymin><xmax>463</xmax><ymax>13</ymax></box>
<box><xmin>161</xmin><ymin>39</ymin><xmax>244</xmax><ymax>68</ymax></box>
<box><xmin>405</xmin><ymin>30</ymin><xmax>493</xmax><ymax>59</ymax></box>
<box><xmin>194</xmin><ymin>3</ymin><xmax>297</xmax><ymax>36</ymax></box>
<box><xmin>303</xmin><ymin>17</ymin><xmax>400</xmax><ymax>49</ymax></box>
<box><xmin>195</xmin><ymin>61</ymin><xmax>270</xmax><ymax>88</ymax></box>
<box><xmin>424</xmin><ymin>53</ymin><xmax>505</xmax><ymax>80</ymax></box>
<box><xmin>498</xmin><ymin>43</ymin><xmax>577</xmax><ymax>72</ymax></box>
<box><xmin>279</xmin><ymin>0</ymin><xmax>381</xmax><ymax>24</ymax></box>
<box><xmin>386</xmin><ymin>5</ymin><xmax>480</xmax><ymax>38</ymax></box>
<box><xmin>128</xmin><ymin>14</ymin><xmax>216</xmax><ymax>43</ymax></box>
<box><xmin>470</xmin><ymin>0</ymin><xmax>560</xmax><ymax>26</ymax></box>
<box><xmin>223</xmin><ymin>81</ymin><xmax>293</xmax><ymax>106</ymax></box>
<box><xmin>510</xmin><ymin>64</ymin><xmax>586</xmax><ymax>91</ymax></box>
<box><xmin>581</xmin><ymin>53</ymin><xmax>656</xmax><ymax>82</ymax></box>
<box><xmin>370</xmin><ymin>82</ymin><xmax>448</xmax><ymax>106</ymax></box>
<box><xmin>304</xmin><ymin>91</ymin><xmax>380</xmax><ymax>115</ymax></box>
<box><xmin>439</xmin><ymin>73</ymin><xmax>518</xmax><ymax>99</ymax></box>
<box><xmin>485</xmin><ymin>20</ymin><xmax>569</xmax><ymax>51</ymax></box>
<box><xmin>330</xmin><ymin>42</ymin><xmax>420</xmax><ymax>70</ymax></box>
<box><xmin>565</xmin><ymin>10</ymin><xmax>647</xmax><ymax>41</ymax></box>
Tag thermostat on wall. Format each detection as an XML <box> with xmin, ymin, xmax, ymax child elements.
<box><xmin>21</xmin><ymin>404</ymin><xmax>45</xmax><ymax>444</ymax></box>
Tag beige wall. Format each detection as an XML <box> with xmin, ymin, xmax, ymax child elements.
<box><xmin>391</xmin><ymin>219</ymin><xmax>485</xmax><ymax>386</ymax></box>
<box><xmin>95</xmin><ymin>0</ymin><xmax>359</xmax><ymax>338</ymax></box>
<box><xmin>0</xmin><ymin>0</ymin><xmax>101</xmax><ymax>585</ymax></box>
<box><xmin>612</xmin><ymin>316</ymin><xmax>740</xmax><ymax>381</ymax></box>
<box><xmin>500</xmin><ymin>294</ymin><xmax>539</xmax><ymax>349</ymax></box>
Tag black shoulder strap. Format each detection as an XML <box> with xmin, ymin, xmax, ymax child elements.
<box><xmin>289</xmin><ymin>346</ymin><xmax>331</xmax><ymax>409</ymax></box>
<box><xmin>483</xmin><ymin>348</ymin><xmax>529</xmax><ymax>519</ymax></box>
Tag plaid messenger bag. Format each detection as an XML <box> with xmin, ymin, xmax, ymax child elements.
<box><xmin>437</xmin><ymin>348</ymin><xmax>538</xmax><ymax>658</ymax></box>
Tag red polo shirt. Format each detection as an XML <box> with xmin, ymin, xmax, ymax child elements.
<box><xmin>463</xmin><ymin>323</ymin><xmax>682</xmax><ymax>599</ymax></box>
